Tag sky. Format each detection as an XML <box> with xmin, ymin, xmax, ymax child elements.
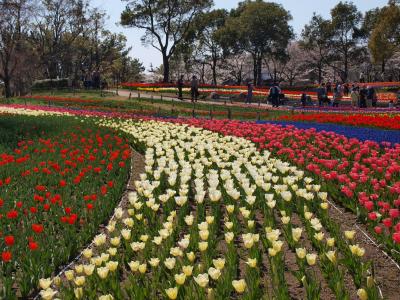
<box><xmin>92</xmin><ymin>0</ymin><xmax>388</xmax><ymax>70</ymax></box>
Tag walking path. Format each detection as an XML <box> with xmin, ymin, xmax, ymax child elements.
<box><xmin>114</xmin><ymin>89</ymin><xmax>279</xmax><ymax>110</ymax></box>
<box><xmin>112</xmin><ymin>89</ymin><xmax>399</xmax><ymax>114</ymax></box>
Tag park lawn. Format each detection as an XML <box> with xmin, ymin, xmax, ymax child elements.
<box><xmin>7</xmin><ymin>90</ymin><xmax>291</xmax><ymax>121</ymax></box>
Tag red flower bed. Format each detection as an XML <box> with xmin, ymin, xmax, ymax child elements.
<box><xmin>279</xmin><ymin>113</ymin><xmax>400</xmax><ymax>130</ymax></box>
<box><xmin>0</xmin><ymin>118</ymin><xmax>130</xmax><ymax>297</ymax></box>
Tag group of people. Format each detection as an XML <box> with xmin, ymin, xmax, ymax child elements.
<box><xmin>176</xmin><ymin>75</ymin><xmax>399</xmax><ymax>109</ymax></box>
<box><xmin>315</xmin><ymin>82</ymin><xmax>379</xmax><ymax>108</ymax></box>
<box><xmin>177</xmin><ymin>75</ymin><xmax>199</xmax><ymax>102</ymax></box>
<box><xmin>246</xmin><ymin>82</ymin><xmax>282</xmax><ymax>107</ymax></box>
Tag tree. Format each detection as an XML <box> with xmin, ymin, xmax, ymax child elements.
<box><xmin>329</xmin><ymin>1</ymin><xmax>364</xmax><ymax>82</ymax></box>
<box><xmin>369</xmin><ymin>1</ymin><xmax>400</xmax><ymax>72</ymax></box>
<box><xmin>280</xmin><ymin>42</ymin><xmax>308</xmax><ymax>86</ymax></box>
<box><xmin>33</xmin><ymin>0</ymin><xmax>91</xmax><ymax>79</ymax></box>
<box><xmin>192</xmin><ymin>9</ymin><xmax>227</xmax><ymax>85</ymax></box>
<box><xmin>219</xmin><ymin>1</ymin><xmax>293</xmax><ymax>86</ymax></box>
<box><xmin>121</xmin><ymin>0</ymin><xmax>213</xmax><ymax>83</ymax></box>
<box><xmin>0</xmin><ymin>0</ymin><xmax>36</xmax><ymax>97</ymax></box>
<box><xmin>299</xmin><ymin>14</ymin><xmax>333</xmax><ymax>83</ymax></box>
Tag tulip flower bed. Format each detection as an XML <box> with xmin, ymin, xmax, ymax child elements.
<box><xmin>257</xmin><ymin>120</ymin><xmax>400</xmax><ymax>145</ymax></box>
<box><xmin>172</xmin><ymin>119</ymin><xmax>400</xmax><ymax>261</ymax></box>
<box><xmin>0</xmin><ymin>115</ymin><xmax>131</xmax><ymax>299</ymax></box>
<box><xmin>35</xmin><ymin>119</ymin><xmax>400</xmax><ymax>300</ymax></box>
<box><xmin>0</xmin><ymin>106</ymin><xmax>399</xmax><ymax>299</ymax></box>
<box><xmin>122</xmin><ymin>82</ymin><xmax>399</xmax><ymax>102</ymax></box>
<box><xmin>279</xmin><ymin>113</ymin><xmax>400</xmax><ymax>130</ymax></box>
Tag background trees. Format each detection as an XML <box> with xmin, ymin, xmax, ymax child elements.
<box><xmin>218</xmin><ymin>1</ymin><xmax>293</xmax><ymax>86</ymax></box>
<box><xmin>1</xmin><ymin>0</ymin><xmax>400</xmax><ymax>97</ymax></box>
<box><xmin>120</xmin><ymin>0</ymin><xmax>213</xmax><ymax>83</ymax></box>
<box><xmin>0</xmin><ymin>0</ymin><xmax>144</xmax><ymax>97</ymax></box>
<box><xmin>0</xmin><ymin>0</ymin><xmax>36</xmax><ymax>97</ymax></box>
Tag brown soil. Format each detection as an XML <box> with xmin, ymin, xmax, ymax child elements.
<box><xmin>32</xmin><ymin>149</ymin><xmax>146</xmax><ymax>300</ymax></box>
<box><xmin>327</xmin><ymin>200</ymin><xmax>400</xmax><ymax>300</ymax></box>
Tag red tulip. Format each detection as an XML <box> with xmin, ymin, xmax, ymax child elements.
<box><xmin>382</xmin><ymin>218</ymin><xmax>392</xmax><ymax>228</ymax></box>
<box><xmin>368</xmin><ymin>212</ymin><xmax>377</xmax><ymax>221</ymax></box>
<box><xmin>5</xmin><ymin>235</ymin><xmax>15</xmax><ymax>246</ymax></box>
<box><xmin>32</xmin><ymin>224</ymin><xmax>44</xmax><ymax>234</ymax></box>
<box><xmin>374</xmin><ymin>226</ymin><xmax>382</xmax><ymax>234</ymax></box>
<box><xmin>389</xmin><ymin>209</ymin><xmax>399</xmax><ymax>219</ymax></box>
<box><xmin>393</xmin><ymin>232</ymin><xmax>400</xmax><ymax>244</ymax></box>
<box><xmin>364</xmin><ymin>201</ymin><xmax>374</xmax><ymax>211</ymax></box>
<box><xmin>6</xmin><ymin>210</ymin><xmax>18</xmax><ymax>219</ymax></box>
<box><xmin>28</xmin><ymin>241</ymin><xmax>38</xmax><ymax>251</ymax></box>
<box><xmin>1</xmin><ymin>251</ymin><xmax>12</xmax><ymax>262</ymax></box>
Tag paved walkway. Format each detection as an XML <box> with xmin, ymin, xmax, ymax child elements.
<box><xmin>113</xmin><ymin>89</ymin><xmax>280</xmax><ymax>110</ymax></box>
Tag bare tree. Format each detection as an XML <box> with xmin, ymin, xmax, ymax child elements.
<box><xmin>0</xmin><ymin>0</ymin><xmax>36</xmax><ymax>97</ymax></box>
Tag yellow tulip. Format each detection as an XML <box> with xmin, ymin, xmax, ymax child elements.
<box><xmin>357</xmin><ymin>288</ymin><xmax>368</xmax><ymax>300</ymax></box>
<box><xmin>39</xmin><ymin>278</ymin><xmax>52</xmax><ymax>290</ymax></box>
<box><xmin>199</xmin><ymin>241</ymin><xmax>208</xmax><ymax>252</ymax></box>
<box><xmin>74</xmin><ymin>276</ymin><xmax>85</xmax><ymax>287</ymax></box>
<box><xmin>138</xmin><ymin>263</ymin><xmax>147</xmax><ymax>274</ymax></box>
<box><xmin>182</xmin><ymin>265</ymin><xmax>193</xmax><ymax>276</ymax></box>
<box><xmin>212</xmin><ymin>258</ymin><xmax>225</xmax><ymax>270</ymax></box>
<box><xmin>97</xmin><ymin>267</ymin><xmax>109</xmax><ymax>279</ymax></box>
<box><xmin>194</xmin><ymin>273</ymin><xmax>209</xmax><ymax>288</ymax></box>
<box><xmin>246</xmin><ymin>258</ymin><xmax>257</xmax><ymax>268</ymax></box>
<box><xmin>208</xmin><ymin>267</ymin><xmax>221</xmax><ymax>280</ymax></box>
<box><xmin>296</xmin><ymin>248</ymin><xmax>306</xmax><ymax>259</ymax></box>
<box><xmin>344</xmin><ymin>230</ymin><xmax>356</xmax><ymax>240</ymax></box>
<box><xmin>232</xmin><ymin>279</ymin><xmax>247</xmax><ymax>293</ymax></box>
<box><xmin>165</xmin><ymin>287</ymin><xmax>178</xmax><ymax>300</ymax></box>
<box><xmin>74</xmin><ymin>287</ymin><xmax>83</xmax><ymax>299</ymax></box>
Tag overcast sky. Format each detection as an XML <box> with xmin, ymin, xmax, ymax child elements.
<box><xmin>91</xmin><ymin>0</ymin><xmax>388</xmax><ymax>70</ymax></box>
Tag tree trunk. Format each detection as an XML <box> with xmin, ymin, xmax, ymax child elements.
<box><xmin>381</xmin><ymin>59</ymin><xmax>385</xmax><ymax>73</ymax></box>
<box><xmin>343</xmin><ymin>52</ymin><xmax>348</xmax><ymax>82</ymax></box>
<box><xmin>257</xmin><ymin>55</ymin><xmax>262</xmax><ymax>87</ymax></box>
<box><xmin>201</xmin><ymin>63</ymin><xmax>206</xmax><ymax>84</ymax></box>
<box><xmin>4</xmin><ymin>76</ymin><xmax>12</xmax><ymax>98</ymax></box>
<box><xmin>212</xmin><ymin>57</ymin><xmax>217</xmax><ymax>86</ymax></box>
<box><xmin>237</xmin><ymin>65</ymin><xmax>242</xmax><ymax>85</ymax></box>
<box><xmin>318</xmin><ymin>62</ymin><xmax>322</xmax><ymax>84</ymax></box>
<box><xmin>252</xmin><ymin>55</ymin><xmax>257</xmax><ymax>85</ymax></box>
<box><xmin>162</xmin><ymin>53</ymin><xmax>170</xmax><ymax>83</ymax></box>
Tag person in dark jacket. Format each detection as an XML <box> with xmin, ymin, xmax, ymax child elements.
<box><xmin>191</xmin><ymin>76</ymin><xmax>199</xmax><ymax>102</ymax></box>
<box><xmin>269</xmin><ymin>82</ymin><xmax>281</xmax><ymax>107</ymax></box>
<box><xmin>359</xmin><ymin>87</ymin><xmax>367</xmax><ymax>108</ymax></box>
<box><xmin>301</xmin><ymin>93</ymin><xmax>307</xmax><ymax>107</ymax></box>
<box><xmin>177</xmin><ymin>75</ymin><xmax>184</xmax><ymax>100</ymax></box>
<box><xmin>245</xmin><ymin>82</ymin><xmax>253</xmax><ymax>104</ymax></box>
<box><xmin>317</xmin><ymin>83</ymin><xmax>327</xmax><ymax>106</ymax></box>
<box><xmin>367</xmin><ymin>86</ymin><xmax>376</xmax><ymax>107</ymax></box>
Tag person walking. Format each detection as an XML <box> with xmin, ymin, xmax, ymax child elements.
<box><xmin>191</xmin><ymin>75</ymin><xmax>199</xmax><ymax>102</ymax></box>
<box><xmin>317</xmin><ymin>83</ymin><xmax>327</xmax><ymax>106</ymax></box>
<box><xmin>269</xmin><ymin>82</ymin><xmax>281</xmax><ymax>108</ymax></box>
<box><xmin>367</xmin><ymin>86</ymin><xmax>376</xmax><ymax>108</ymax></box>
<box><xmin>245</xmin><ymin>82</ymin><xmax>253</xmax><ymax>104</ymax></box>
<box><xmin>332</xmin><ymin>82</ymin><xmax>343</xmax><ymax>107</ymax></box>
<box><xmin>326</xmin><ymin>81</ymin><xmax>332</xmax><ymax>93</ymax></box>
<box><xmin>177</xmin><ymin>75</ymin><xmax>184</xmax><ymax>100</ymax></box>
<box><xmin>301</xmin><ymin>93</ymin><xmax>307</xmax><ymax>107</ymax></box>
<box><xmin>359</xmin><ymin>86</ymin><xmax>367</xmax><ymax>108</ymax></box>
<box><xmin>350</xmin><ymin>85</ymin><xmax>359</xmax><ymax>108</ymax></box>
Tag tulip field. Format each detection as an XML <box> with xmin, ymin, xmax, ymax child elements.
<box><xmin>0</xmin><ymin>101</ymin><xmax>400</xmax><ymax>299</ymax></box>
